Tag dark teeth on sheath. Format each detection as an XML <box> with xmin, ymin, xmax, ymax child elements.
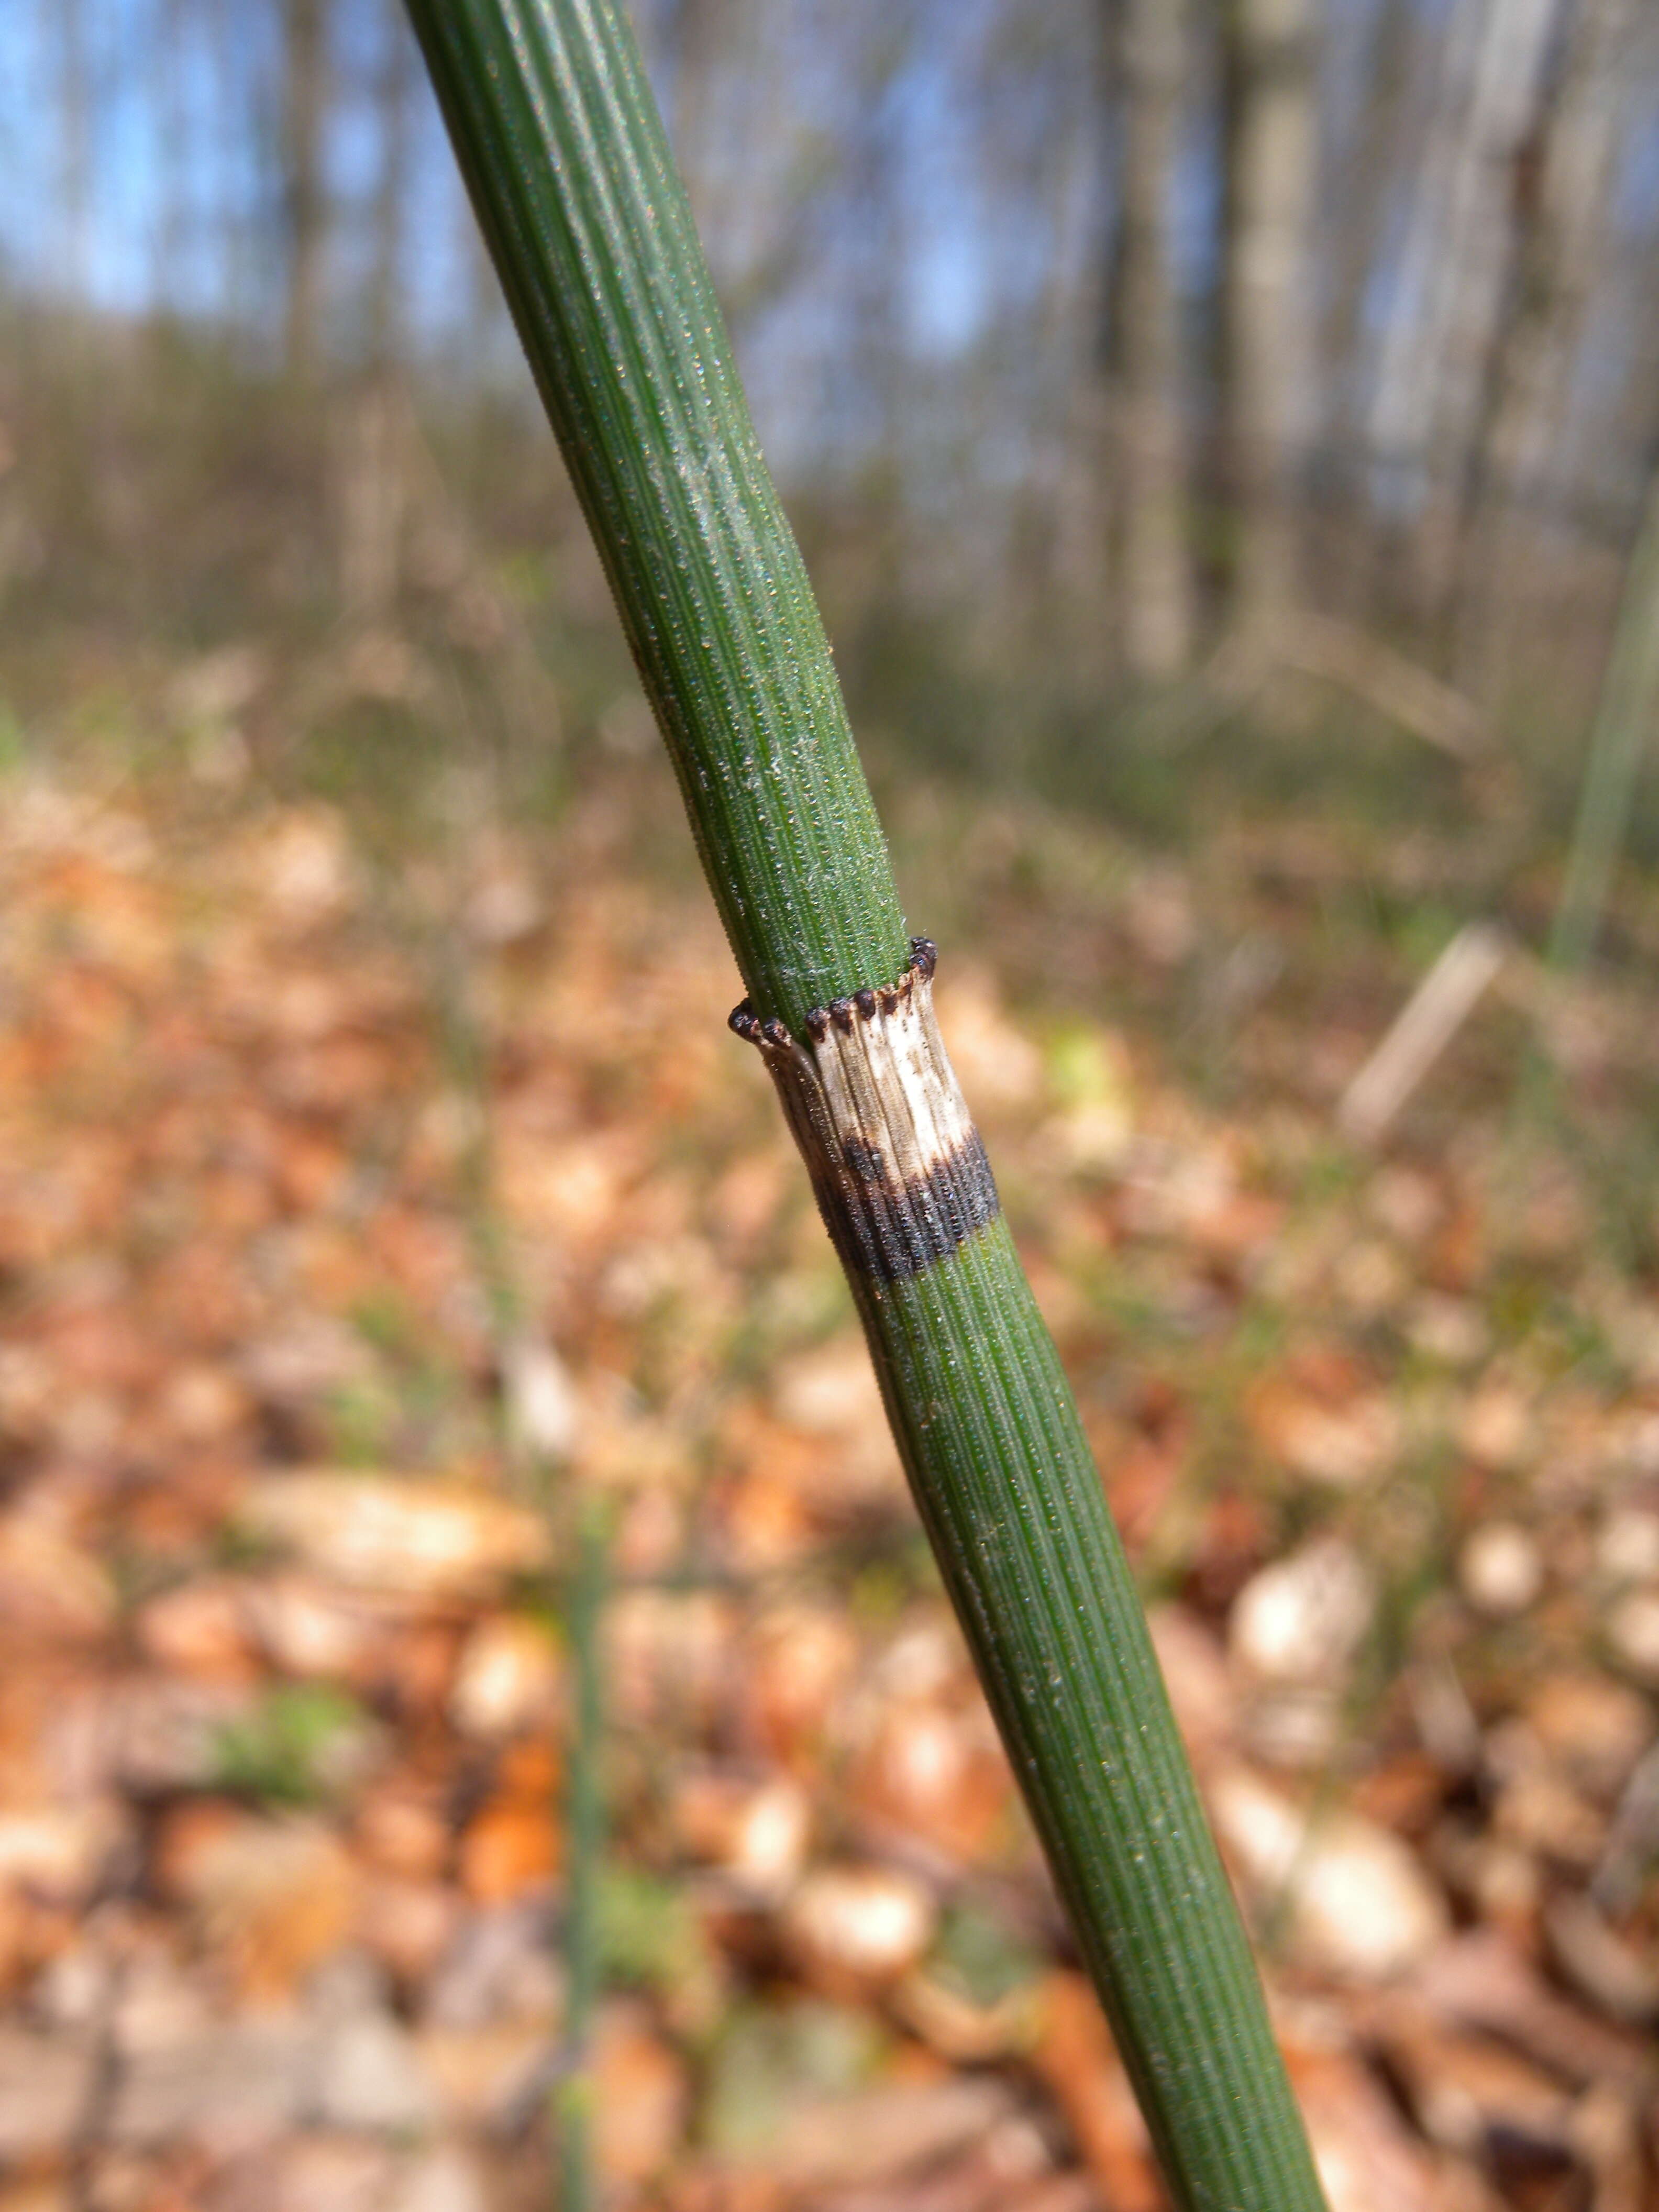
<box><xmin>729</xmin><ymin>941</ymin><xmax>1000</xmax><ymax>1280</ymax></box>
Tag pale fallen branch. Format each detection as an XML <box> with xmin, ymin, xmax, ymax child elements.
<box><xmin>1209</xmin><ymin>612</ymin><xmax>1489</xmax><ymax>762</ymax></box>
<box><xmin>1338</xmin><ymin>922</ymin><xmax>1511</xmax><ymax>1145</ymax></box>
<box><xmin>1278</xmin><ymin>613</ymin><xmax>1489</xmax><ymax>760</ymax></box>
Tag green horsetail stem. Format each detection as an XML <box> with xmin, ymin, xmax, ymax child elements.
<box><xmin>402</xmin><ymin>3</ymin><xmax>1329</xmax><ymax>2204</ymax></box>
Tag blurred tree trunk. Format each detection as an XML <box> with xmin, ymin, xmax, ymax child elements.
<box><xmin>1454</xmin><ymin>0</ymin><xmax>1635</xmax><ymax>698</ymax></box>
<box><xmin>1031</xmin><ymin>101</ymin><xmax>1116</xmax><ymax>681</ymax></box>
<box><xmin>369</xmin><ymin>4</ymin><xmax>415</xmax><ymax>367</ymax></box>
<box><xmin>339</xmin><ymin>6</ymin><xmax>419</xmax><ymax>622</ymax></box>
<box><xmin>152</xmin><ymin>0</ymin><xmax>192</xmax><ymax>319</ymax></box>
<box><xmin>1221</xmin><ymin>0</ymin><xmax>1318</xmax><ymax>646</ymax></box>
<box><xmin>1316</xmin><ymin>0</ymin><xmax>1411</xmax><ymax>612</ymax></box>
<box><xmin>1111</xmin><ymin>0</ymin><xmax>1194</xmax><ymax>681</ymax></box>
<box><xmin>281</xmin><ymin>0</ymin><xmax>328</xmax><ymax>382</ymax></box>
<box><xmin>829</xmin><ymin>17</ymin><xmax>914</xmax><ymax>648</ymax></box>
<box><xmin>1366</xmin><ymin>0</ymin><xmax>1558</xmax><ymax>629</ymax></box>
<box><xmin>209</xmin><ymin>0</ymin><xmax>253</xmax><ymax>336</ymax></box>
<box><xmin>55</xmin><ymin>0</ymin><xmax>93</xmax><ymax>318</ymax></box>
<box><xmin>664</xmin><ymin>0</ymin><xmax>733</xmax><ymax>222</ymax></box>
<box><xmin>44</xmin><ymin>0</ymin><xmax>96</xmax><ymax>540</ymax></box>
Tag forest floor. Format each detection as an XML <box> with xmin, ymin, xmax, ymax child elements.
<box><xmin>4</xmin><ymin>660</ymin><xmax>1659</xmax><ymax>2212</ymax></box>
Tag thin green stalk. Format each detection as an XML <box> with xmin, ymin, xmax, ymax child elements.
<box><xmin>421</xmin><ymin>899</ymin><xmax>601</xmax><ymax>2209</ymax></box>
<box><xmin>1514</xmin><ymin>470</ymin><xmax>1659</xmax><ymax>1142</ymax></box>
<box><xmin>557</xmin><ymin>1499</ymin><xmax>608</xmax><ymax>2212</ymax></box>
<box><xmin>401</xmin><ymin>5</ymin><xmax>1327</xmax><ymax>2205</ymax></box>
<box><xmin>402</xmin><ymin>0</ymin><xmax>905</xmax><ymax>1037</ymax></box>
<box><xmin>1549</xmin><ymin>469</ymin><xmax>1659</xmax><ymax>976</ymax></box>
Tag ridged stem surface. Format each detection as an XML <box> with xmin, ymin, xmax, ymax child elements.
<box><xmin>403</xmin><ymin>4</ymin><xmax>1328</xmax><ymax>2206</ymax></box>
<box><xmin>403</xmin><ymin>0</ymin><xmax>906</xmax><ymax>1034</ymax></box>
<box><xmin>860</xmin><ymin>1223</ymin><xmax>1321</xmax><ymax>2206</ymax></box>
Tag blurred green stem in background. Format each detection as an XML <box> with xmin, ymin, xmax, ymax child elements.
<box><xmin>557</xmin><ymin>1498</ymin><xmax>609</xmax><ymax>2212</ymax></box>
<box><xmin>1550</xmin><ymin>471</ymin><xmax>1659</xmax><ymax>976</ymax></box>
<box><xmin>400</xmin><ymin>1</ymin><xmax>1328</xmax><ymax>2204</ymax></box>
<box><xmin>428</xmin><ymin>919</ymin><xmax>606</xmax><ymax>2212</ymax></box>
